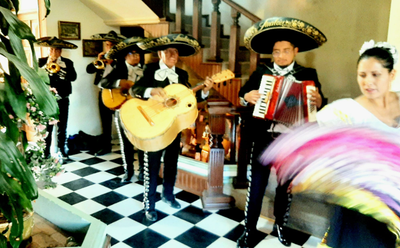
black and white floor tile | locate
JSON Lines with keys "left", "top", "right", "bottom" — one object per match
{"left": 44, "top": 144, "right": 322, "bottom": 248}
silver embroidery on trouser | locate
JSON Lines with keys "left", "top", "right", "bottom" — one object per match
{"left": 143, "top": 151, "right": 150, "bottom": 211}
{"left": 282, "top": 191, "right": 293, "bottom": 226}
{"left": 115, "top": 110, "right": 127, "bottom": 171}
{"left": 242, "top": 141, "right": 255, "bottom": 238}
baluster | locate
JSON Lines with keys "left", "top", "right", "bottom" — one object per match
{"left": 201, "top": 100, "right": 235, "bottom": 209}
{"left": 229, "top": 9, "right": 241, "bottom": 76}
{"left": 192, "top": 0, "right": 203, "bottom": 45}
{"left": 173, "top": 0, "right": 186, "bottom": 34}
{"left": 249, "top": 21, "right": 260, "bottom": 75}
{"left": 208, "top": 0, "right": 222, "bottom": 62}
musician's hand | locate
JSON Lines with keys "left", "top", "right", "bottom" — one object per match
{"left": 97, "top": 51, "right": 106, "bottom": 61}
{"left": 244, "top": 90, "right": 261, "bottom": 105}
{"left": 150, "top": 87, "right": 166, "bottom": 101}
{"left": 120, "top": 79, "right": 134, "bottom": 91}
{"left": 307, "top": 87, "right": 322, "bottom": 108}
{"left": 203, "top": 77, "right": 214, "bottom": 94}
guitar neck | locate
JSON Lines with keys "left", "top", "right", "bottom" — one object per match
{"left": 191, "top": 69, "right": 235, "bottom": 93}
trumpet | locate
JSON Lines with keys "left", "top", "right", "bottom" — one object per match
{"left": 47, "top": 62, "right": 60, "bottom": 74}
{"left": 93, "top": 59, "right": 107, "bottom": 70}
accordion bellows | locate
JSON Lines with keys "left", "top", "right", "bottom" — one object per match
{"left": 253, "top": 74, "right": 317, "bottom": 127}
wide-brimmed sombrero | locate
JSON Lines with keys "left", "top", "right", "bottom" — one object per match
{"left": 137, "top": 34, "right": 201, "bottom": 57}
{"left": 105, "top": 36, "right": 150, "bottom": 60}
{"left": 35, "top": 36, "right": 78, "bottom": 49}
{"left": 244, "top": 17, "right": 327, "bottom": 54}
{"left": 90, "top": 30, "right": 126, "bottom": 43}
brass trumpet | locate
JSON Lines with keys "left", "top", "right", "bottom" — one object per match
{"left": 93, "top": 59, "right": 107, "bottom": 70}
{"left": 47, "top": 63, "right": 60, "bottom": 74}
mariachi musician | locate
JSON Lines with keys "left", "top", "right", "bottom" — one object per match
{"left": 86, "top": 31, "right": 125, "bottom": 155}
{"left": 98, "top": 36, "right": 148, "bottom": 183}
{"left": 237, "top": 17, "right": 327, "bottom": 248}
{"left": 129, "top": 34, "right": 214, "bottom": 222}
{"left": 36, "top": 36, "right": 78, "bottom": 159}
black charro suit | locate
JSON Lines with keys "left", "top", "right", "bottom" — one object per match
{"left": 131, "top": 62, "right": 207, "bottom": 212}
{"left": 86, "top": 62, "right": 117, "bottom": 153}
{"left": 39, "top": 57, "right": 77, "bottom": 156}
{"left": 99, "top": 61, "right": 145, "bottom": 181}
{"left": 238, "top": 62, "right": 326, "bottom": 242}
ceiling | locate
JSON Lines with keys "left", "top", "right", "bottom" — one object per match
{"left": 78, "top": 0, "right": 160, "bottom": 26}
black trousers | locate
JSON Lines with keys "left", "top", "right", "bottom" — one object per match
{"left": 245, "top": 130, "right": 291, "bottom": 229}
{"left": 117, "top": 111, "right": 144, "bottom": 178}
{"left": 144, "top": 134, "right": 181, "bottom": 211}
{"left": 98, "top": 91, "right": 114, "bottom": 147}
{"left": 44, "top": 98, "right": 69, "bottom": 156}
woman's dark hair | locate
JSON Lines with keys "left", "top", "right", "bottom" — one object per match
{"left": 357, "top": 47, "right": 394, "bottom": 72}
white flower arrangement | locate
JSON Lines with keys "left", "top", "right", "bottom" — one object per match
{"left": 359, "top": 39, "right": 399, "bottom": 65}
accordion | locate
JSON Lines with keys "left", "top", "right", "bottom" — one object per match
{"left": 253, "top": 74, "right": 317, "bottom": 127}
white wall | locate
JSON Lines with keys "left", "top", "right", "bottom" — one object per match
{"left": 388, "top": 0, "right": 400, "bottom": 91}
{"left": 45, "top": 0, "right": 119, "bottom": 137}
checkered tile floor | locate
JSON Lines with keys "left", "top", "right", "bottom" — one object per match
{"left": 44, "top": 143, "right": 322, "bottom": 248}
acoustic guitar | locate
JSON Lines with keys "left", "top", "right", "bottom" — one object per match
{"left": 101, "top": 80, "right": 134, "bottom": 110}
{"left": 119, "top": 69, "right": 235, "bottom": 152}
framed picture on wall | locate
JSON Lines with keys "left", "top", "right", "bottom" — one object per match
{"left": 82, "top": 39, "right": 103, "bottom": 57}
{"left": 58, "top": 21, "right": 81, "bottom": 40}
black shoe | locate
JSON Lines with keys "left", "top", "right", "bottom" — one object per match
{"left": 61, "top": 152, "right": 69, "bottom": 159}
{"left": 138, "top": 171, "right": 144, "bottom": 182}
{"left": 273, "top": 223, "right": 291, "bottom": 246}
{"left": 161, "top": 196, "right": 181, "bottom": 209}
{"left": 145, "top": 210, "right": 158, "bottom": 221}
{"left": 121, "top": 171, "right": 134, "bottom": 183}
{"left": 96, "top": 147, "right": 111, "bottom": 156}
{"left": 237, "top": 229, "right": 256, "bottom": 248}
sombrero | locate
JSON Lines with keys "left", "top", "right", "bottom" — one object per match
{"left": 35, "top": 36, "right": 78, "bottom": 49}
{"left": 137, "top": 34, "right": 201, "bottom": 57}
{"left": 90, "top": 30, "right": 126, "bottom": 43}
{"left": 244, "top": 17, "right": 327, "bottom": 54}
{"left": 105, "top": 36, "right": 150, "bottom": 60}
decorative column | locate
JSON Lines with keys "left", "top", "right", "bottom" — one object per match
{"left": 173, "top": 0, "right": 186, "bottom": 34}
{"left": 229, "top": 9, "right": 241, "bottom": 76}
{"left": 192, "top": 0, "right": 203, "bottom": 45}
{"left": 201, "top": 100, "right": 235, "bottom": 210}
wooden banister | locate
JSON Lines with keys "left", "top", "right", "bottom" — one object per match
{"left": 192, "top": 0, "right": 203, "bottom": 44}
{"left": 221, "top": 0, "right": 261, "bottom": 23}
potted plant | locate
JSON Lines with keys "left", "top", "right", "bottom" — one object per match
{"left": 0, "top": 1, "right": 57, "bottom": 247}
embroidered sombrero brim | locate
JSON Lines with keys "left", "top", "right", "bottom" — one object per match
{"left": 244, "top": 17, "right": 327, "bottom": 54}
{"left": 137, "top": 34, "right": 201, "bottom": 57}
{"left": 90, "top": 31, "right": 126, "bottom": 43}
{"left": 105, "top": 36, "right": 150, "bottom": 60}
{"left": 35, "top": 36, "right": 78, "bottom": 49}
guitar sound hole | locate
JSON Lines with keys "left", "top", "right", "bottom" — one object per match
{"left": 165, "top": 98, "right": 177, "bottom": 107}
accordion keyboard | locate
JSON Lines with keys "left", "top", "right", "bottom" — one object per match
{"left": 253, "top": 75, "right": 276, "bottom": 119}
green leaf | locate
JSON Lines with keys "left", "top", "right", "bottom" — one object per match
{"left": 0, "top": 6, "right": 35, "bottom": 40}
{"left": 4, "top": 74, "right": 26, "bottom": 122}
{"left": 0, "top": 109, "right": 20, "bottom": 143}
{"left": 0, "top": 132, "right": 38, "bottom": 200}
{"left": 44, "top": 0, "right": 51, "bottom": 17}
{"left": 0, "top": 47, "right": 58, "bottom": 118}
{"left": 8, "top": 29, "right": 27, "bottom": 64}
{"left": 29, "top": 40, "right": 38, "bottom": 71}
